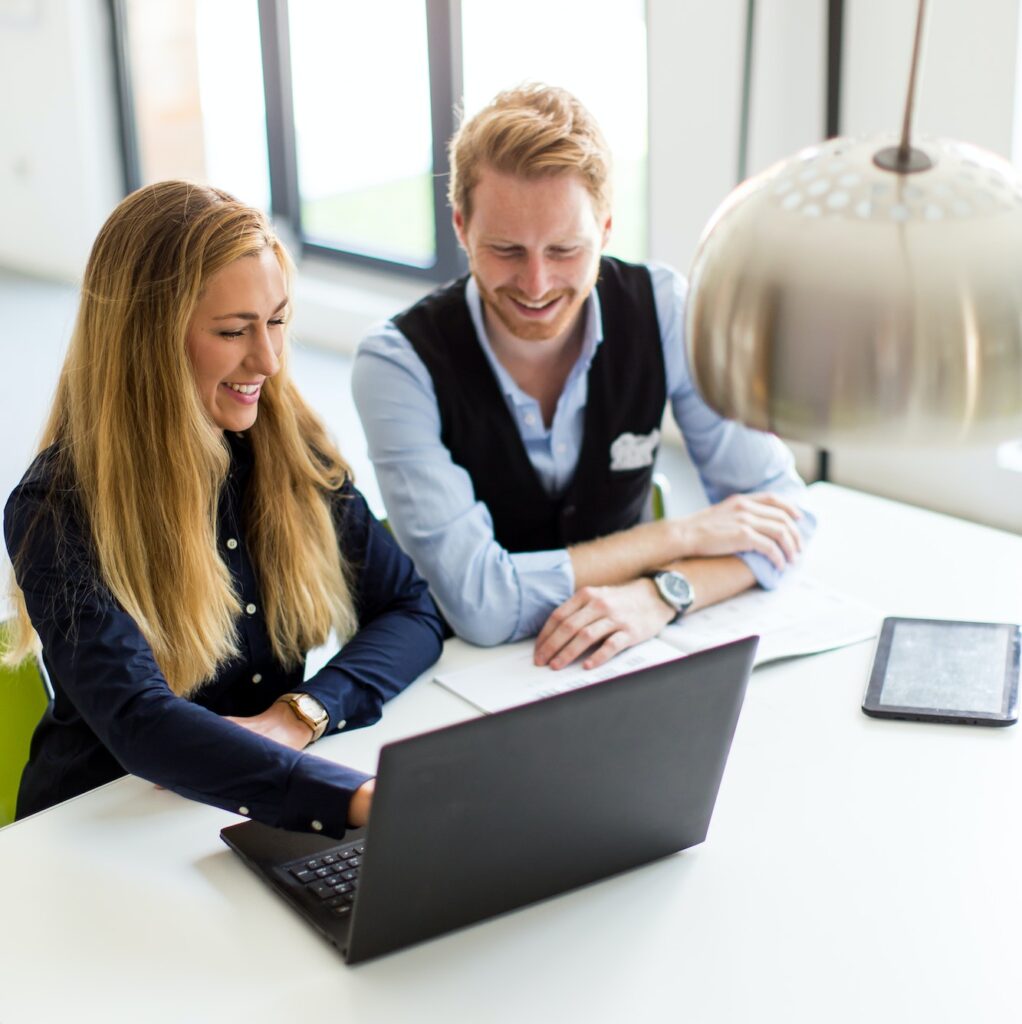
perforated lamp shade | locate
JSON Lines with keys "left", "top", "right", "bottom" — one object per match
{"left": 686, "top": 135, "right": 1022, "bottom": 446}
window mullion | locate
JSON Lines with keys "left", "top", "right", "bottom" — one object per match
{"left": 107, "top": 0, "right": 142, "bottom": 195}
{"left": 426, "top": 0, "right": 466, "bottom": 280}
{"left": 258, "top": 0, "right": 302, "bottom": 243}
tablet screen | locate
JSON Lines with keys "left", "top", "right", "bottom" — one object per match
{"left": 879, "top": 619, "right": 1010, "bottom": 713}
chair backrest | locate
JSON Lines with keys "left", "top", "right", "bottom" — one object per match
{"left": 651, "top": 472, "right": 671, "bottom": 521}
{"left": 0, "top": 622, "right": 50, "bottom": 827}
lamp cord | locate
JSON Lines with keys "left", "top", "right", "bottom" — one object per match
{"left": 898, "top": 0, "right": 927, "bottom": 163}
{"left": 736, "top": 0, "right": 755, "bottom": 182}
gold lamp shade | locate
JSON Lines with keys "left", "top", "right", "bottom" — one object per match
{"left": 686, "top": 135, "right": 1022, "bottom": 445}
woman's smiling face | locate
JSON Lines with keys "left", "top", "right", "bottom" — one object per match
{"left": 185, "top": 248, "right": 287, "bottom": 432}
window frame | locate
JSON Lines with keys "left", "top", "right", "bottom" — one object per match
{"left": 110, "top": 0, "right": 467, "bottom": 283}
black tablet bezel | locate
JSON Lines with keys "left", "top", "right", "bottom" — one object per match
{"left": 862, "top": 616, "right": 1021, "bottom": 726}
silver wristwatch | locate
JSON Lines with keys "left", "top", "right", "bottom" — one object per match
{"left": 648, "top": 570, "right": 695, "bottom": 622}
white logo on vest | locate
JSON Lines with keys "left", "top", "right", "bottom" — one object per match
{"left": 609, "top": 429, "right": 661, "bottom": 471}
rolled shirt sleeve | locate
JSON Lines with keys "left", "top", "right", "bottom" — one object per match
{"left": 352, "top": 329, "right": 574, "bottom": 645}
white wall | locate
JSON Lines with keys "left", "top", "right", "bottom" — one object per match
{"left": 843, "top": 0, "right": 1018, "bottom": 149}
{"left": 647, "top": 0, "right": 745, "bottom": 273}
{"left": 0, "top": 0, "right": 121, "bottom": 282}
{"left": 647, "top": 0, "right": 824, "bottom": 275}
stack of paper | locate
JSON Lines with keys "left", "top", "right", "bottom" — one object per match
{"left": 661, "top": 573, "right": 880, "bottom": 666}
{"left": 434, "top": 637, "right": 682, "bottom": 714}
{"left": 434, "top": 573, "right": 880, "bottom": 714}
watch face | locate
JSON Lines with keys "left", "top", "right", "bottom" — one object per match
{"left": 659, "top": 572, "right": 694, "bottom": 609}
{"left": 296, "top": 694, "right": 326, "bottom": 723}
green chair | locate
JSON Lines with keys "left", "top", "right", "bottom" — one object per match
{"left": 651, "top": 472, "right": 671, "bottom": 521}
{"left": 0, "top": 622, "right": 52, "bottom": 827}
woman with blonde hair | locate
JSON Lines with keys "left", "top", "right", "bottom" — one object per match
{"left": 4, "top": 181, "right": 444, "bottom": 836}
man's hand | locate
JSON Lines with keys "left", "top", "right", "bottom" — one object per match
{"left": 534, "top": 578, "right": 675, "bottom": 672}
{"left": 225, "top": 702, "right": 314, "bottom": 752}
{"left": 677, "top": 492, "right": 803, "bottom": 570}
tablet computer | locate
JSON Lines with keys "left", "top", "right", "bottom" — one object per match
{"left": 862, "top": 617, "right": 1020, "bottom": 726}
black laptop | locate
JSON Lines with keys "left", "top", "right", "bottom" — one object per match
{"left": 221, "top": 635, "right": 757, "bottom": 964}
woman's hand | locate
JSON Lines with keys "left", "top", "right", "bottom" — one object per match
{"left": 348, "top": 779, "right": 376, "bottom": 827}
{"left": 224, "top": 702, "right": 314, "bottom": 751}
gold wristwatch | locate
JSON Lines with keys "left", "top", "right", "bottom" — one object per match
{"left": 277, "top": 692, "right": 329, "bottom": 742}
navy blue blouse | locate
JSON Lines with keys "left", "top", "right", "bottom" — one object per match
{"left": 4, "top": 431, "right": 444, "bottom": 838}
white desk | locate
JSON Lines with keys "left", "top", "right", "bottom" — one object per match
{"left": 3, "top": 483, "right": 1022, "bottom": 1024}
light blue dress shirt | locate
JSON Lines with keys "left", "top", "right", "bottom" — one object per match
{"left": 352, "top": 262, "right": 815, "bottom": 646}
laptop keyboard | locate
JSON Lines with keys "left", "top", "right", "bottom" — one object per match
{"left": 284, "top": 840, "right": 366, "bottom": 919}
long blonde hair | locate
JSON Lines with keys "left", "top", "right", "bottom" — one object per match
{"left": 6, "top": 181, "right": 357, "bottom": 696}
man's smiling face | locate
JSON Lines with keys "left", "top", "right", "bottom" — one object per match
{"left": 454, "top": 167, "right": 611, "bottom": 348}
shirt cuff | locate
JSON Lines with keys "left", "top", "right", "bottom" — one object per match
{"left": 737, "top": 507, "right": 818, "bottom": 590}
{"left": 279, "top": 754, "right": 374, "bottom": 839}
{"left": 302, "top": 669, "right": 382, "bottom": 737}
{"left": 507, "top": 549, "right": 575, "bottom": 641}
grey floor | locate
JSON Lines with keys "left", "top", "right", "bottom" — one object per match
{"left": 0, "top": 269, "right": 700, "bottom": 573}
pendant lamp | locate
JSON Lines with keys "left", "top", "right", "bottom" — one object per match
{"left": 686, "top": 0, "right": 1022, "bottom": 445}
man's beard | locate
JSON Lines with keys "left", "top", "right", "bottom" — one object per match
{"left": 474, "top": 264, "right": 599, "bottom": 343}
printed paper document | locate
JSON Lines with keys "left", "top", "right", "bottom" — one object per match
{"left": 662, "top": 572, "right": 879, "bottom": 665}
{"left": 434, "top": 573, "right": 879, "bottom": 714}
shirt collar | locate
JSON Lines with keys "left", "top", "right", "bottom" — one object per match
{"left": 464, "top": 276, "right": 604, "bottom": 401}
{"left": 224, "top": 429, "right": 254, "bottom": 485}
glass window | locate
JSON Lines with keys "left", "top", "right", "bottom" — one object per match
{"left": 461, "top": 0, "right": 648, "bottom": 262}
{"left": 123, "top": 0, "right": 270, "bottom": 211}
{"left": 287, "top": 0, "right": 435, "bottom": 267}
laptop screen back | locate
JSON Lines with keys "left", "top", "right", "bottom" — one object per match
{"left": 346, "top": 636, "right": 756, "bottom": 963}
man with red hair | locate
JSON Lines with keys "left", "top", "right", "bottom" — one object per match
{"left": 355, "top": 84, "right": 813, "bottom": 670}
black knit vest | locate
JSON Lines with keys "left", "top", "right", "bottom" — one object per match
{"left": 393, "top": 257, "right": 666, "bottom": 553}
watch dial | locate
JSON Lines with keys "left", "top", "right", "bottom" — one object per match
{"left": 663, "top": 573, "right": 692, "bottom": 605}
{"left": 298, "top": 695, "right": 323, "bottom": 720}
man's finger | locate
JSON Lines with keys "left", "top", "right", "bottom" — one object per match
{"left": 746, "top": 531, "right": 786, "bottom": 570}
{"left": 581, "top": 630, "right": 631, "bottom": 670}
{"left": 535, "top": 591, "right": 587, "bottom": 651}
{"left": 745, "top": 504, "right": 803, "bottom": 554}
{"left": 535, "top": 600, "right": 604, "bottom": 665}
{"left": 548, "top": 616, "right": 616, "bottom": 670}
{"left": 746, "top": 512, "right": 801, "bottom": 562}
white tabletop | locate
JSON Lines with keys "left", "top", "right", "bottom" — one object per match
{"left": 3, "top": 483, "right": 1021, "bottom": 1024}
